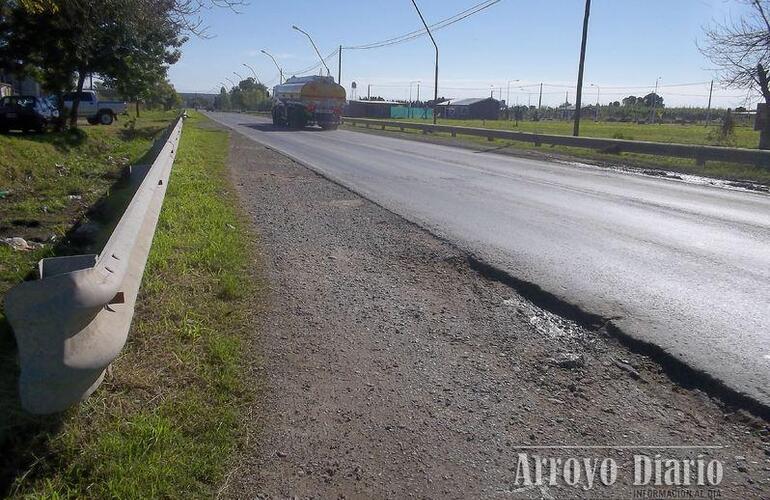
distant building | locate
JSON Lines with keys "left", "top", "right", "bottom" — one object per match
{"left": 437, "top": 97, "right": 501, "bottom": 120}
{"left": 0, "top": 72, "right": 41, "bottom": 96}
{"left": 344, "top": 99, "right": 399, "bottom": 118}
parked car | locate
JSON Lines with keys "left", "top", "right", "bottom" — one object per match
{"left": 62, "top": 90, "right": 127, "bottom": 125}
{"left": 0, "top": 95, "right": 54, "bottom": 133}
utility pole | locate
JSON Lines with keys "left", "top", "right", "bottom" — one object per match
{"left": 338, "top": 45, "right": 342, "bottom": 84}
{"left": 650, "top": 77, "right": 660, "bottom": 124}
{"left": 573, "top": 0, "right": 591, "bottom": 136}
{"left": 411, "top": 0, "right": 439, "bottom": 124}
{"left": 706, "top": 79, "right": 714, "bottom": 124}
{"left": 538, "top": 82, "right": 543, "bottom": 109}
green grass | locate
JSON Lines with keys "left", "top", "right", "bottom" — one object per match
{"left": 406, "top": 117, "right": 761, "bottom": 149}
{"left": 0, "top": 111, "right": 178, "bottom": 299}
{"left": 344, "top": 118, "right": 770, "bottom": 184}
{"left": 1, "top": 111, "right": 262, "bottom": 497}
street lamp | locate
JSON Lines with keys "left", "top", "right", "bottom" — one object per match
{"left": 506, "top": 79, "right": 519, "bottom": 108}
{"left": 410, "top": 0, "right": 438, "bottom": 125}
{"left": 225, "top": 77, "right": 236, "bottom": 89}
{"left": 292, "top": 25, "right": 331, "bottom": 77}
{"left": 261, "top": 49, "right": 284, "bottom": 84}
{"left": 409, "top": 80, "right": 420, "bottom": 118}
{"left": 242, "top": 63, "right": 261, "bottom": 84}
{"left": 520, "top": 87, "right": 532, "bottom": 108}
{"left": 233, "top": 71, "right": 244, "bottom": 83}
{"left": 590, "top": 83, "right": 600, "bottom": 121}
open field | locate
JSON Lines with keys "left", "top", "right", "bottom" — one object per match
{"left": 0, "top": 111, "right": 262, "bottom": 496}
{"left": 343, "top": 119, "right": 770, "bottom": 184}
{"left": 398, "top": 117, "right": 760, "bottom": 148}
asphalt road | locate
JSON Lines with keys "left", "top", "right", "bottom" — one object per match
{"left": 206, "top": 112, "right": 770, "bottom": 410}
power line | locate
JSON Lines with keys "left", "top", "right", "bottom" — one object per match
{"left": 343, "top": 0, "right": 501, "bottom": 50}
{"left": 284, "top": 48, "right": 339, "bottom": 77}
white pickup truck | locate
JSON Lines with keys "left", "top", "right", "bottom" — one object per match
{"left": 62, "top": 90, "right": 127, "bottom": 125}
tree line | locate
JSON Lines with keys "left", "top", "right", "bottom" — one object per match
{"left": 214, "top": 78, "right": 271, "bottom": 112}
{"left": 0, "top": 0, "right": 241, "bottom": 127}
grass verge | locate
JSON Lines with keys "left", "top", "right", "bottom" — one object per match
{"left": 343, "top": 119, "right": 770, "bottom": 185}
{"left": 1, "top": 111, "right": 262, "bottom": 497}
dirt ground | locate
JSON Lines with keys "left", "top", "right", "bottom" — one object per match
{"left": 220, "top": 127, "right": 769, "bottom": 499}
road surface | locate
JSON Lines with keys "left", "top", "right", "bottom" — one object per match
{"left": 206, "top": 112, "right": 770, "bottom": 409}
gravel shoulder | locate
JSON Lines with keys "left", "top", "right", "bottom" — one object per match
{"left": 221, "top": 126, "right": 769, "bottom": 499}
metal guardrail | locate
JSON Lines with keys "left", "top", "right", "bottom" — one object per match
{"left": 343, "top": 117, "right": 770, "bottom": 167}
{"left": 4, "top": 114, "right": 185, "bottom": 414}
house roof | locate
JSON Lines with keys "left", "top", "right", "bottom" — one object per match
{"left": 442, "top": 97, "right": 498, "bottom": 106}
{"left": 347, "top": 99, "right": 401, "bottom": 105}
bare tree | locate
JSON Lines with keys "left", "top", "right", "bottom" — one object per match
{"left": 700, "top": 0, "right": 770, "bottom": 148}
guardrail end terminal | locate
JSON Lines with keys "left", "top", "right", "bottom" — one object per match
{"left": 5, "top": 114, "right": 185, "bottom": 414}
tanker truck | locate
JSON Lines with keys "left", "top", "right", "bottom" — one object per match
{"left": 271, "top": 75, "right": 346, "bottom": 130}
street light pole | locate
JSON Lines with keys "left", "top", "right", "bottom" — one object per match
{"left": 590, "top": 83, "right": 600, "bottom": 121}
{"left": 292, "top": 25, "right": 331, "bottom": 77}
{"left": 409, "top": 80, "right": 420, "bottom": 119}
{"left": 506, "top": 79, "right": 519, "bottom": 120}
{"left": 233, "top": 71, "right": 244, "bottom": 83}
{"left": 573, "top": 0, "right": 591, "bottom": 136}
{"left": 242, "top": 63, "right": 261, "bottom": 84}
{"left": 225, "top": 77, "right": 236, "bottom": 89}
{"left": 411, "top": 0, "right": 438, "bottom": 125}
{"left": 261, "top": 49, "right": 284, "bottom": 84}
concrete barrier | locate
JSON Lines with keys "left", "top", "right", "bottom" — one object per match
{"left": 342, "top": 117, "right": 770, "bottom": 168}
{"left": 3, "top": 114, "right": 185, "bottom": 414}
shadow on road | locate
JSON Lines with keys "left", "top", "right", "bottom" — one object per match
{"left": 240, "top": 122, "right": 327, "bottom": 133}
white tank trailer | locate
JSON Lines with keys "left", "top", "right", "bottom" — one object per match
{"left": 271, "top": 75, "right": 346, "bottom": 130}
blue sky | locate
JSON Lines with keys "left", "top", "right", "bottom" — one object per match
{"left": 169, "top": 0, "right": 757, "bottom": 108}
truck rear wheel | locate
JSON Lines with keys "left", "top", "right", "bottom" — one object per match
{"left": 287, "top": 107, "right": 306, "bottom": 130}
{"left": 98, "top": 111, "right": 114, "bottom": 125}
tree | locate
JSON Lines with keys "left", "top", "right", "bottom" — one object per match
{"left": 700, "top": 0, "right": 770, "bottom": 148}
{"left": 642, "top": 92, "right": 664, "bottom": 108}
{"left": 622, "top": 95, "right": 640, "bottom": 107}
{"left": 215, "top": 86, "right": 231, "bottom": 111}
{"left": 145, "top": 79, "right": 181, "bottom": 110}
{"left": 0, "top": 0, "right": 243, "bottom": 127}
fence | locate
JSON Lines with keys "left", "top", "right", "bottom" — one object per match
{"left": 342, "top": 117, "right": 770, "bottom": 168}
{"left": 4, "top": 114, "right": 185, "bottom": 414}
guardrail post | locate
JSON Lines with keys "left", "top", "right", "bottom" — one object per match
{"left": 695, "top": 149, "right": 706, "bottom": 166}
{"left": 451, "top": 130, "right": 456, "bottom": 138}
